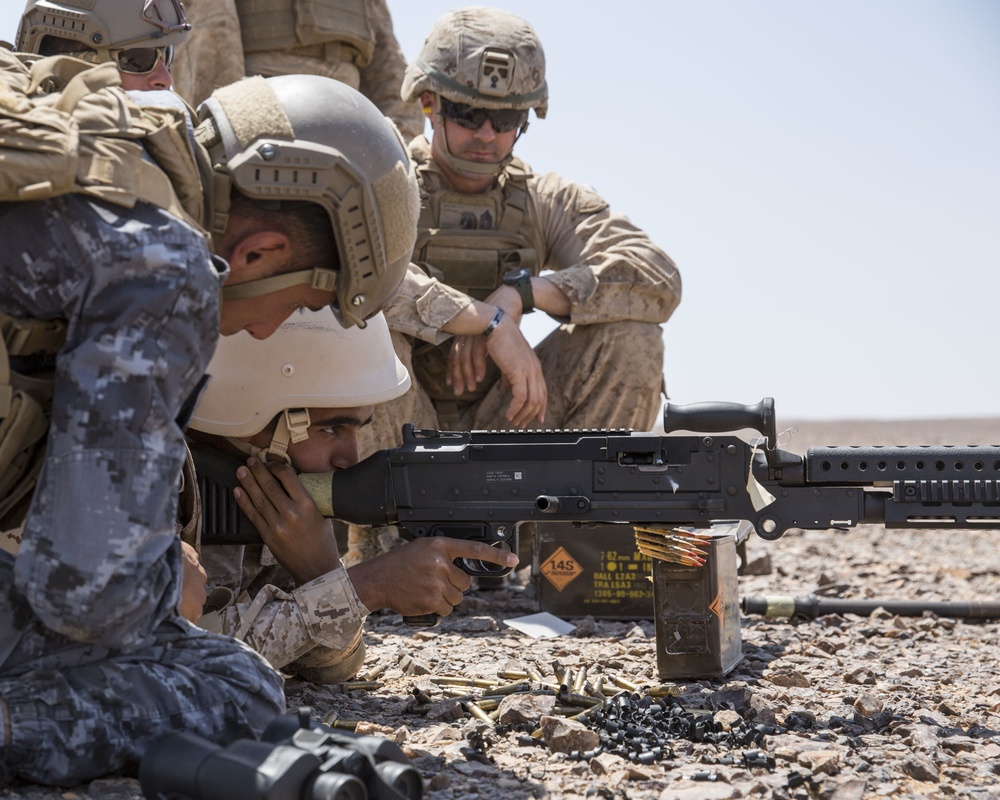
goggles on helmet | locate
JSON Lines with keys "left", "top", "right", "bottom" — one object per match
{"left": 114, "top": 45, "right": 174, "bottom": 74}
{"left": 440, "top": 97, "right": 528, "bottom": 133}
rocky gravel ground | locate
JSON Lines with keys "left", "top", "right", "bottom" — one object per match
{"left": 3, "top": 417, "right": 999, "bottom": 800}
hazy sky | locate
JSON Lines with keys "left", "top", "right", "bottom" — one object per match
{"left": 3, "top": 1, "right": 998, "bottom": 422}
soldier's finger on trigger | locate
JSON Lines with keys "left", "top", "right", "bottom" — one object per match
{"left": 465, "top": 539, "right": 518, "bottom": 568}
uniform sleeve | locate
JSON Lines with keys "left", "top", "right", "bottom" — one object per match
{"left": 4, "top": 196, "right": 221, "bottom": 650}
{"left": 357, "top": 0, "right": 425, "bottom": 143}
{"left": 529, "top": 172, "right": 682, "bottom": 325}
{"left": 214, "top": 565, "right": 370, "bottom": 671}
{"left": 169, "top": 0, "right": 246, "bottom": 108}
{"left": 381, "top": 261, "right": 472, "bottom": 344}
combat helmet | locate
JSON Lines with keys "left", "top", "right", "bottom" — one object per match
{"left": 198, "top": 74, "right": 420, "bottom": 328}
{"left": 401, "top": 6, "right": 547, "bottom": 175}
{"left": 189, "top": 308, "right": 409, "bottom": 464}
{"left": 16, "top": 0, "right": 190, "bottom": 58}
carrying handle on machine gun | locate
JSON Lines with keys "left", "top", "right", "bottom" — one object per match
{"left": 662, "top": 398, "right": 782, "bottom": 468}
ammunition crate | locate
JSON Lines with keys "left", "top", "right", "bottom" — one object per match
{"left": 534, "top": 522, "right": 655, "bottom": 620}
{"left": 652, "top": 524, "right": 745, "bottom": 680}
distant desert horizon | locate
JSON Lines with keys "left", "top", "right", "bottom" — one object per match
{"left": 777, "top": 417, "right": 999, "bottom": 449}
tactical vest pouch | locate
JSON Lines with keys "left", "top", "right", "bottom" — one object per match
{"left": 415, "top": 231, "right": 537, "bottom": 302}
{"left": 411, "top": 224, "right": 537, "bottom": 405}
{"left": 0, "top": 389, "right": 48, "bottom": 531}
{"left": 0, "top": 52, "right": 84, "bottom": 201}
{"left": 0, "top": 316, "right": 63, "bottom": 533}
{"left": 0, "top": 50, "right": 206, "bottom": 229}
{"left": 235, "top": 0, "right": 376, "bottom": 66}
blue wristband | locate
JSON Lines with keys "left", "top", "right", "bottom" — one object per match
{"left": 482, "top": 307, "right": 506, "bottom": 337}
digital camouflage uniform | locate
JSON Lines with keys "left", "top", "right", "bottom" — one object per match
{"left": 0, "top": 195, "right": 284, "bottom": 784}
{"left": 172, "top": 0, "right": 425, "bottom": 141}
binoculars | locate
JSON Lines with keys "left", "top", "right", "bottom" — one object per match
{"left": 139, "top": 709, "right": 423, "bottom": 800}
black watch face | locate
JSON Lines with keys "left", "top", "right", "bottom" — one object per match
{"left": 505, "top": 268, "right": 530, "bottom": 284}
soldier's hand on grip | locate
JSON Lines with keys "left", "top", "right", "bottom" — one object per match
{"left": 347, "top": 536, "right": 518, "bottom": 621}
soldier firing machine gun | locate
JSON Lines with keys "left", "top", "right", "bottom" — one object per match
{"left": 199, "top": 397, "right": 1000, "bottom": 574}
{"left": 193, "top": 397, "right": 999, "bottom": 672}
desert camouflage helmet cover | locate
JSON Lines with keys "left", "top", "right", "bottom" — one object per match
{"left": 16, "top": 0, "right": 190, "bottom": 55}
{"left": 401, "top": 6, "right": 547, "bottom": 118}
{"left": 198, "top": 74, "right": 420, "bottom": 328}
{"left": 189, "top": 309, "right": 410, "bottom": 439}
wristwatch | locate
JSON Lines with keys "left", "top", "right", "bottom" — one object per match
{"left": 502, "top": 267, "right": 535, "bottom": 314}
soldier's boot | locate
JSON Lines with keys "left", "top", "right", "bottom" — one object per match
{"left": 289, "top": 639, "right": 367, "bottom": 685}
{"left": 343, "top": 523, "right": 405, "bottom": 566}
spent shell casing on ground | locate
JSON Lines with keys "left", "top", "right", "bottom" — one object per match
{"left": 489, "top": 681, "right": 534, "bottom": 695}
{"left": 412, "top": 687, "right": 434, "bottom": 705}
{"left": 431, "top": 676, "right": 497, "bottom": 688}
{"left": 321, "top": 711, "right": 360, "bottom": 730}
{"left": 645, "top": 684, "right": 682, "bottom": 697}
{"left": 557, "top": 691, "right": 604, "bottom": 708}
{"left": 443, "top": 687, "right": 477, "bottom": 699}
{"left": 610, "top": 675, "right": 640, "bottom": 692}
{"left": 464, "top": 701, "right": 495, "bottom": 725}
{"left": 567, "top": 703, "right": 606, "bottom": 722}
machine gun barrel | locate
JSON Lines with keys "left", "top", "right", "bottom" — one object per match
{"left": 742, "top": 594, "right": 1000, "bottom": 620}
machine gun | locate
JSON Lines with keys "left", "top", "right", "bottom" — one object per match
{"left": 305, "top": 398, "right": 1000, "bottom": 573}
{"left": 198, "top": 398, "right": 1000, "bottom": 577}
{"left": 194, "top": 398, "right": 999, "bottom": 667}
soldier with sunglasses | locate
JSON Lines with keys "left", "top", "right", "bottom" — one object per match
{"left": 15, "top": 0, "right": 186, "bottom": 91}
{"left": 347, "top": 7, "right": 683, "bottom": 564}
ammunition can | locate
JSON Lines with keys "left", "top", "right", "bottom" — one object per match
{"left": 534, "top": 522, "right": 654, "bottom": 619}
{"left": 652, "top": 524, "right": 745, "bottom": 679}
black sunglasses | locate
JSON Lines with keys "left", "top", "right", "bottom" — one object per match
{"left": 114, "top": 45, "right": 174, "bottom": 75}
{"left": 440, "top": 97, "right": 528, "bottom": 133}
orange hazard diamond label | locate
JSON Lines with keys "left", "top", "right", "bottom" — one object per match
{"left": 540, "top": 546, "right": 583, "bottom": 592}
{"left": 709, "top": 589, "right": 723, "bottom": 620}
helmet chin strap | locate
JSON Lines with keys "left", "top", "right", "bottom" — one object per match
{"left": 431, "top": 95, "right": 523, "bottom": 178}
{"left": 227, "top": 408, "right": 312, "bottom": 468}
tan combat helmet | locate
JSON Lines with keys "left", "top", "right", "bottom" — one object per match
{"left": 401, "top": 5, "right": 547, "bottom": 176}
{"left": 16, "top": 0, "right": 190, "bottom": 57}
{"left": 198, "top": 74, "right": 420, "bottom": 328}
{"left": 189, "top": 308, "right": 410, "bottom": 464}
